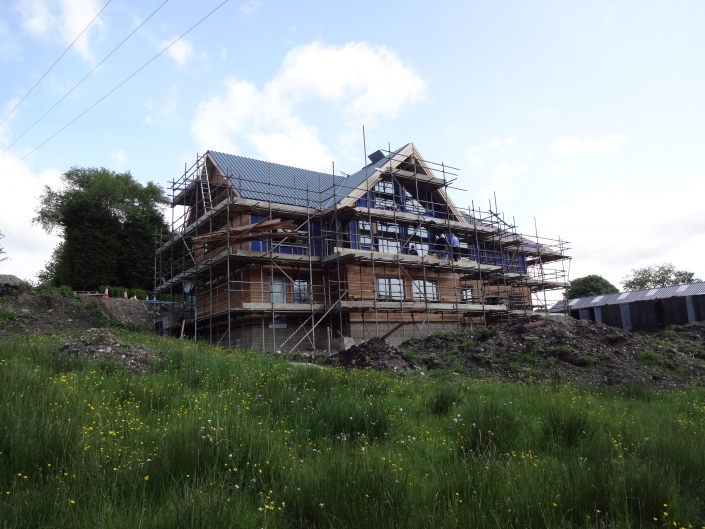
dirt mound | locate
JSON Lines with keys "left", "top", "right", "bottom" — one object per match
{"left": 60, "top": 328, "right": 163, "bottom": 374}
{"left": 0, "top": 275, "right": 26, "bottom": 296}
{"left": 98, "top": 298, "right": 152, "bottom": 329}
{"left": 325, "top": 337, "right": 414, "bottom": 371}
{"left": 0, "top": 291, "right": 152, "bottom": 336}
{"left": 399, "top": 315, "right": 705, "bottom": 390}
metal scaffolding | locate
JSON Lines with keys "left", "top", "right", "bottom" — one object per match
{"left": 152, "top": 144, "right": 571, "bottom": 351}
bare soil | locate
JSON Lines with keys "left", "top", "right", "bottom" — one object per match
{"left": 0, "top": 290, "right": 152, "bottom": 336}
{"left": 59, "top": 328, "right": 164, "bottom": 374}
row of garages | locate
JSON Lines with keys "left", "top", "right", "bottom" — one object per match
{"left": 549, "top": 282, "right": 705, "bottom": 332}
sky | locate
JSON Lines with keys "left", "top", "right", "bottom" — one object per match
{"left": 0, "top": 0, "right": 704, "bottom": 292}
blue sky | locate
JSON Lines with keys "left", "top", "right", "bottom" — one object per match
{"left": 1, "top": 0, "right": 704, "bottom": 292}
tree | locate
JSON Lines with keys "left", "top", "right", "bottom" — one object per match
{"left": 0, "top": 230, "right": 7, "bottom": 263}
{"left": 621, "top": 263, "right": 702, "bottom": 291}
{"left": 566, "top": 275, "right": 619, "bottom": 299}
{"left": 33, "top": 167, "right": 168, "bottom": 290}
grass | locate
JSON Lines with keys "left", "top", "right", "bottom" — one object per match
{"left": 641, "top": 347, "right": 667, "bottom": 366}
{"left": 1, "top": 332, "right": 704, "bottom": 528}
{"left": 0, "top": 307, "right": 17, "bottom": 327}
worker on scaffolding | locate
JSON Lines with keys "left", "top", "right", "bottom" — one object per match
{"left": 435, "top": 232, "right": 449, "bottom": 260}
{"left": 450, "top": 231, "right": 460, "bottom": 261}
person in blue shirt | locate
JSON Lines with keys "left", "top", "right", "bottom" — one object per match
{"left": 450, "top": 232, "right": 460, "bottom": 261}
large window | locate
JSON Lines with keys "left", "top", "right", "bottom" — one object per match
{"left": 377, "top": 277, "right": 405, "bottom": 300}
{"left": 269, "top": 276, "right": 286, "bottom": 303}
{"left": 377, "top": 222, "right": 399, "bottom": 254}
{"left": 407, "top": 226, "right": 430, "bottom": 256}
{"left": 462, "top": 287, "right": 473, "bottom": 304}
{"left": 412, "top": 279, "right": 439, "bottom": 301}
{"left": 293, "top": 280, "right": 311, "bottom": 304}
{"left": 373, "top": 180, "right": 397, "bottom": 210}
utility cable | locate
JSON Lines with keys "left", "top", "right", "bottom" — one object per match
{"left": 8, "top": 0, "right": 231, "bottom": 170}
{"left": 1, "top": 0, "right": 171, "bottom": 155}
{"left": 0, "top": 0, "right": 112, "bottom": 128}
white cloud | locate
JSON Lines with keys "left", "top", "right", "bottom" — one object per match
{"left": 0, "top": 128, "right": 62, "bottom": 281}
{"left": 163, "top": 38, "right": 195, "bottom": 69}
{"left": 240, "top": 1, "right": 261, "bottom": 16}
{"left": 534, "top": 177, "right": 705, "bottom": 288}
{"left": 541, "top": 108, "right": 554, "bottom": 115}
{"left": 110, "top": 149, "right": 125, "bottom": 165}
{"left": 467, "top": 137, "right": 517, "bottom": 166}
{"left": 480, "top": 161, "right": 527, "bottom": 199}
{"left": 191, "top": 41, "right": 427, "bottom": 171}
{"left": 550, "top": 133, "right": 626, "bottom": 155}
{"left": 16, "top": 0, "right": 106, "bottom": 61}
{"left": 606, "top": 7, "right": 618, "bottom": 20}
{"left": 144, "top": 85, "right": 178, "bottom": 125}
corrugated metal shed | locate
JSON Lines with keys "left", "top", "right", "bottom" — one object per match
{"left": 208, "top": 144, "right": 409, "bottom": 209}
{"left": 549, "top": 282, "right": 705, "bottom": 312}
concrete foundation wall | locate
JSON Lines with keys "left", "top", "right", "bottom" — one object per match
{"left": 204, "top": 320, "right": 470, "bottom": 351}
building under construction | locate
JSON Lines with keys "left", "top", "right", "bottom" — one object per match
{"left": 153, "top": 143, "right": 570, "bottom": 351}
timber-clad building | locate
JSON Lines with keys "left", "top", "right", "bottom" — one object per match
{"left": 154, "top": 143, "right": 570, "bottom": 350}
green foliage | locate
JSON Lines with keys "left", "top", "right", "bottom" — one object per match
{"left": 2, "top": 334, "right": 705, "bottom": 527}
{"left": 621, "top": 262, "right": 702, "bottom": 291}
{"left": 84, "top": 299, "right": 107, "bottom": 320}
{"left": 33, "top": 166, "right": 168, "bottom": 291}
{"left": 641, "top": 348, "right": 666, "bottom": 366}
{"left": 36, "top": 284, "right": 76, "bottom": 299}
{"left": 584, "top": 354, "right": 596, "bottom": 367}
{"left": 461, "top": 339, "right": 474, "bottom": 348}
{"left": 551, "top": 345, "right": 573, "bottom": 355}
{"left": 566, "top": 274, "right": 619, "bottom": 299}
{"left": 521, "top": 353, "right": 537, "bottom": 364}
{"left": 403, "top": 349, "right": 415, "bottom": 363}
{"left": 0, "top": 307, "right": 16, "bottom": 326}
{"left": 98, "top": 285, "right": 148, "bottom": 300}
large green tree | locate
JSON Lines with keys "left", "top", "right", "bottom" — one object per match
{"left": 621, "top": 263, "right": 702, "bottom": 291}
{"left": 33, "top": 167, "right": 168, "bottom": 290}
{"left": 566, "top": 274, "right": 619, "bottom": 299}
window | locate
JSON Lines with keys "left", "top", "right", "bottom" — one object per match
{"left": 293, "top": 280, "right": 310, "bottom": 304}
{"left": 377, "top": 277, "right": 404, "bottom": 300}
{"left": 617, "top": 293, "right": 629, "bottom": 300}
{"left": 407, "top": 226, "right": 430, "bottom": 256}
{"left": 676, "top": 285, "right": 688, "bottom": 293}
{"left": 357, "top": 220, "right": 373, "bottom": 250}
{"left": 462, "top": 287, "right": 473, "bottom": 304}
{"left": 269, "top": 276, "right": 286, "bottom": 303}
{"left": 377, "top": 222, "right": 400, "bottom": 254}
{"left": 591, "top": 295, "right": 604, "bottom": 303}
{"left": 412, "top": 279, "right": 439, "bottom": 301}
{"left": 373, "top": 180, "right": 397, "bottom": 210}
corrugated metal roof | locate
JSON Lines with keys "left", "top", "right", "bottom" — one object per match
{"left": 208, "top": 144, "right": 410, "bottom": 209}
{"left": 550, "top": 281, "right": 705, "bottom": 312}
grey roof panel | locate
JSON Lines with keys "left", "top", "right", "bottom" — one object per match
{"left": 209, "top": 146, "right": 410, "bottom": 210}
{"left": 558, "top": 281, "right": 705, "bottom": 311}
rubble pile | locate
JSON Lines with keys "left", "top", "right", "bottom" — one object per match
{"left": 399, "top": 315, "right": 705, "bottom": 390}
{"left": 60, "top": 329, "right": 163, "bottom": 374}
{"left": 325, "top": 337, "right": 414, "bottom": 371}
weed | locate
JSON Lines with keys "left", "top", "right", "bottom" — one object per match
{"left": 451, "top": 360, "right": 464, "bottom": 374}
{"left": 641, "top": 348, "right": 666, "bottom": 366}
{"left": 462, "top": 339, "right": 474, "bottom": 348}
{"left": 403, "top": 349, "right": 415, "bottom": 363}
{"left": 427, "top": 386, "right": 459, "bottom": 415}
{"left": 584, "top": 355, "right": 596, "bottom": 367}
{"left": 0, "top": 306, "right": 17, "bottom": 326}
{"left": 551, "top": 345, "right": 573, "bottom": 355}
{"left": 521, "top": 353, "right": 537, "bottom": 364}
{"left": 84, "top": 299, "right": 107, "bottom": 320}
{"left": 547, "top": 356, "right": 557, "bottom": 367}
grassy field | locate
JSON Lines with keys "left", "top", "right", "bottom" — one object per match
{"left": 1, "top": 332, "right": 704, "bottom": 528}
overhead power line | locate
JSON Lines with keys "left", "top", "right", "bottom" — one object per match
{"left": 8, "top": 0, "right": 231, "bottom": 170}
{"left": 0, "top": 0, "right": 112, "bottom": 128}
{"left": 1, "top": 0, "right": 172, "bottom": 156}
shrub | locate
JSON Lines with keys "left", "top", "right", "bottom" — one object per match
{"left": 584, "top": 355, "right": 596, "bottom": 367}
{"left": 57, "top": 285, "right": 75, "bottom": 298}
{"left": 462, "top": 339, "right": 474, "bottom": 348}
